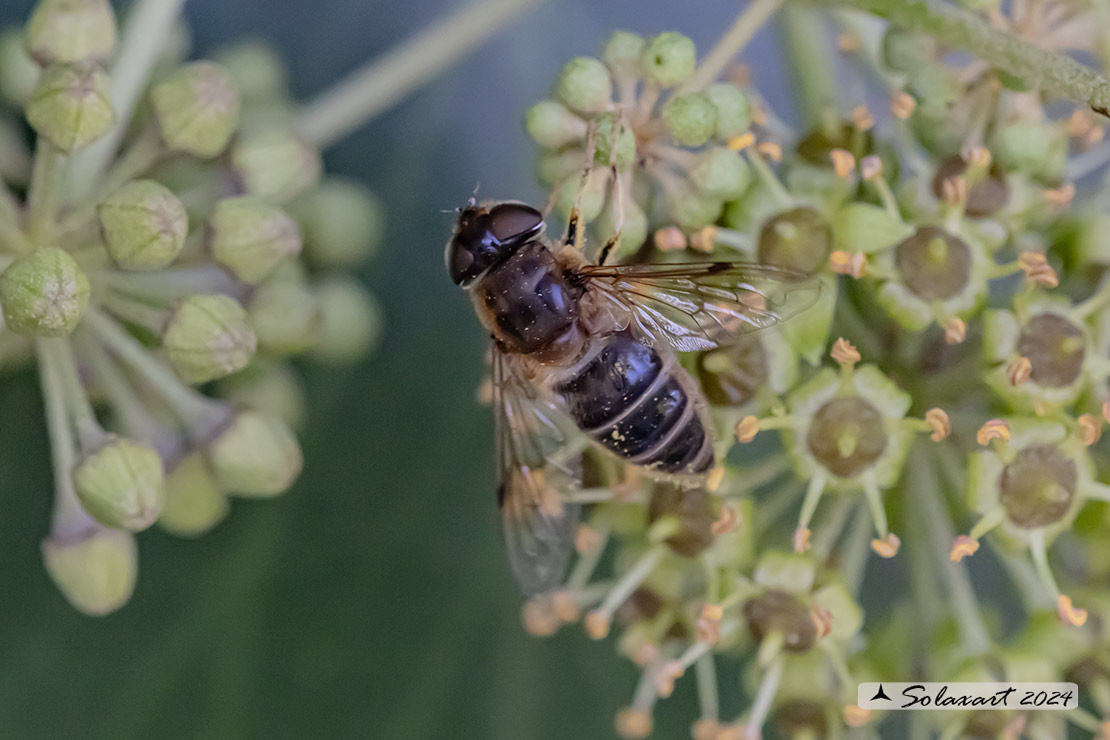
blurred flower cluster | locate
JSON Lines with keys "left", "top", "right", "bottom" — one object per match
{"left": 521, "top": 1, "right": 1110, "bottom": 738}
{"left": 0, "top": 0, "right": 400, "bottom": 616}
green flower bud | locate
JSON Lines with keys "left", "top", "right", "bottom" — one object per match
{"left": 73, "top": 437, "right": 164, "bottom": 531}
{"left": 704, "top": 83, "right": 751, "bottom": 140}
{"left": 97, "top": 179, "right": 188, "bottom": 270}
{"left": 207, "top": 409, "right": 302, "bottom": 497}
{"left": 832, "top": 202, "right": 912, "bottom": 254}
{"left": 0, "top": 29, "right": 40, "bottom": 106}
{"left": 309, "top": 276, "right": 382, "bottom": 364}
{"left": 881, "top": 26, "right": 936, "bottom": 73}
{"left": 0, "top": 247, "right": 89, "bottom": 336}
{"left": 158, "top": 452, "right": 229, "bottom": 538}
{"left": 151, "top": 61, "right": 240, "bottom": 158}
{"left": 555, "top": 57, "right": 611, "bottom": 113}
{"left": 906, "top": 62, "right": 962, "bottom": 117}
{"left": 525, "top": 99, "right": 587, "bottom": 149}
{"left": 25, "top": 0, "right": 116, "bottom": 66}
{"left": 594, "top": 111, "right": 636, "bottom": 169}
{"left": 661, "top": 92, "right": 717, "bottom": 147}
{"left": 248, "top": 278, "right": 320, "bottom": 355}
{"left": 209, "top": 196, "right": 302, "bottom": 284}
{"left": 667, "top": 187, "right": 722, "bottom": 230}
{"left": 295, "top": 178, "right": 384, "bottom": 268}
{"left": 642, "top": 32, "right": 696, "bottom": 87}
{"left": 601, "top": 30, "right": 645, "bottom": 77}
{"left": 163, "top": 294, "right": 256, "bottom": 383}
{"left": 231, "top": 128, "right": 322, "bottom": 204}
{"left": 994, "top": 122, "right": 1067, "bottom": 180}
{"left": 690, "top": 147, "right": 752, "bottom": 199}
{"left": 25, "top": 61, "right": 114, "bottom": 152}
{"left": 42, "top": 526, "right": 136, "bottom": 616}
{"left": 212, "top": 40, "right": 287, "bottom": 103}
{"left": 217, "top": 360, "right": 306, "bottom": 429}
{"left": 758, "top": 207, "right": 833, "bottom": 275}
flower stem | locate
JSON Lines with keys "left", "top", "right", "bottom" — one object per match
{"left": 777, "top": 4, "right": 836, "bottom": 129}
{"left": 295, "top": 0, "right": 543, "bottom": 148}
{"left": 37, "top": 340, "right": 95, "bottom": 538}
{"left": 913, "top": 442, "right": 992, "bottom": 654}
{"left": 25, "top": 140, "right": 66, "bottom": 244}
{"left": 74, "top": 329, "right": 166, "bottom": 445}
{"left": 65, "top": 0, "right": 187, "bottom": 200}
{"left": 677, "top": 0, "right": 785, "bottom": 94}
{"left": 37, "top": 337, "right": 104, "bottom": 453}
{"left": 84, "top": 307, "right": 228, "bottom": 437}
{"left": 814, "top": 0, "right": 1110, "bottom": 116}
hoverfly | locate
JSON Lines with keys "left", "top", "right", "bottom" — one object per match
{"left": 446, "top": 199, "right": 815, "bottom": 596}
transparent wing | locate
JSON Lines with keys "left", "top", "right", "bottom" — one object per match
{"left": 492, "top": 345, "right": 582, "bottom": 596}
{"left": 580, "top": 261, "right": 819, "bottom": 352}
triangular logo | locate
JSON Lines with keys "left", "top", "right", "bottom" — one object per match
{"left": 870, "top": 684, "right": 891, "bottom": 702}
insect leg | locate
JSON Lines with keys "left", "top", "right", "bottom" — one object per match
{"left": 597, "top": 166, "right": 625, "bottom": 266}
{"left": 564, "top": 122, "right": 599, "bottom": 251}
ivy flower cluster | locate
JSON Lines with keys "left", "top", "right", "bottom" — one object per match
{"left": 0, "top": 0, "right": 409, "bottom": 617}
{"left": 520, "top": 1, "right": 1110, "bottom": 738}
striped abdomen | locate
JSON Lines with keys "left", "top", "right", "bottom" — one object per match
{"left": 555, "top": 332, "right": 714, "bottom": 475}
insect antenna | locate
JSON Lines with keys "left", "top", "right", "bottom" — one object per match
{"left": 564, "top": 121, "right": 599, "bottom": 252}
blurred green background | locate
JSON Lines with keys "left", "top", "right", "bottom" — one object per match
{"left": 0, "top": 1, "right": 790, "bottom": 738}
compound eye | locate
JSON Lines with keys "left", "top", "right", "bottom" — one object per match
{"left": 488, "top": 203, "right": 544, "bottom": 246}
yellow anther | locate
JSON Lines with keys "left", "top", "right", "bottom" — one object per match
{"left": 977, "top": 419, "right": 1011, "bottom": 446}
{"left": 726, "top": 132, "right": 756, "bottom": 151}
{"left": 950, "top": 535, "right": 979, "bottom": 562}
{"left": 654, "top": 226, "right": 687, "bottom": 252}
{"left": 1008, "top": 356, "right": 1033, "bottom": 386}
{"left": 756, "top": 141, "right": 782, "bottom": 162}
{"left": 831, "top": 337, "right": 861, "bottom": 366}
{"left": 829, "top": 249, "right": 867, "bottom": 278}
{"left": 1058, "top": 595, "right": 1088, "bottom": 627}
{"left": 944, "top": 316, "right": 967, "bottom": 344}
{"left": 871, "top": 533, "right": 901, "bottom": 558}
{"left": 735, "top": 415, "right": 759, "bottom": 443}
{"left": 890, "top": 90, "right": 916, "bottom": 119}
{"left": 829, "top": 148, "right": 856, "bottom": 178}
{"left": 925, "top": 408, "right": 951, "bottom": 441}
{"left": 1078, "top": 413, "right": 1102, "bottom": 446}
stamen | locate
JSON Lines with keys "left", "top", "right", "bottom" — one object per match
{"left": 831, "top": 337, "right": 861, "bottom": 366}
{"left": 735, "top": 415, "right": 760, "bottom": 443}
{"left": 843, "top": 705, "right": 871, "bottom": 727}
{"left": 795, "top": 470, "right": 828, "bottom": 553}
{"left": 1078, "top": 413, "right": 1102, "bottom": 446}
{"left": 1007, "top": 355, "right": 1033, "bottom": 386}
{"left": 977, "top": 419, "right": 1011, "bottom": 446}
{"left": 688, "top": 226, "right": 718, "bottom": 253}
{"left": 1043, "top": 182, "right": 1076, "bottom": 206}
{"left": 890, "top": 90, "right": 916, "bottom": 119}
{"left": 925, "top": 408, "right": 951, "bottom": 441}
{"left": 850, "top": 105, "right": 875, "bottom": 132}
{"left": 950, "top": 535, "right": 980, "bottom": 562}
{"left": 654, "top": 226, "right": 687, "bottom": 251}
{"left": 944, "top": 316, "right": 967, "bottom": 344}
{"left": 829, "top": 250, "right": 867, "bottom": 278}
{"left": 711, "top": 502, "right": 741, "bottom": 535}
{"left": 586, "top": 547, "right": 664, "bottom": 640}
{"left": 829, "top": 148, "right": 856, "bottom": 178}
